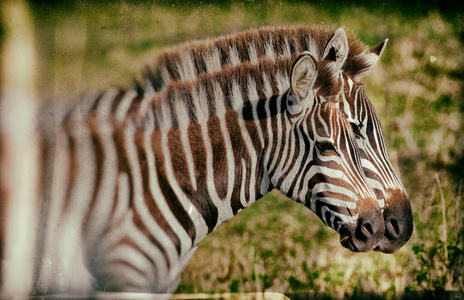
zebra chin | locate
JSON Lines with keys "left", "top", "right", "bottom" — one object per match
{"left": 336, "top": 205, "right": 385, "bottom": 253}
{"left": 373, "top": 189, "right": 414, "bottom": 253}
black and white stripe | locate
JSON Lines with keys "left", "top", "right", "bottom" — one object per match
{"left": 17, "top": 52, "right": 384, "bottom": 296}
{"left": 144, "top": 26, "right": 412, "bottom": 253}
{"left": 145, "top": 25, "right": 408, "bottom": 207}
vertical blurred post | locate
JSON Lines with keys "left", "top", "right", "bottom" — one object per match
{"left": 1, "top": 0, "right": 39, "bottom": 297}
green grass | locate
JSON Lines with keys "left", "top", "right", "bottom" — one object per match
{"left": 8, "top": 0, "right": 464, "bottom": 298}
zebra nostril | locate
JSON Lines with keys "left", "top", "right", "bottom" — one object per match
{"left": 385, "top": 219, "right": 401, "bottom": 238}
{"left": 361, "top": 223, "right": 374, "bottom": 238}
{"left": 355, "top": 217, "right": 382, "bottom": 242}
{"left": 339, "top": 212, "right": 385, "bottom": 252}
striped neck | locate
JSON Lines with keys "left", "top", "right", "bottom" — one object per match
{"left": 134, "top": 93, "right": 287, "bottom": 247}
{"left": 130, "top": 61, "right": 299, "bottom": 244}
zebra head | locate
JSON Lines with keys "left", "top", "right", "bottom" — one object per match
{"left": 270, "top": 52, "right": 385, "bottom": 252}
{"left": 141, "top": 25, "right": 412, "bottom": 253}
{"left": 322, "top": 28, "right": 413, "bottom": 253}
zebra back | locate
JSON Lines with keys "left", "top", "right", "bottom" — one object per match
{"left": 147, "top": 25, "right": 374, "bottom": 90}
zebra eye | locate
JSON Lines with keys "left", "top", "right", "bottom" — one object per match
{"left": 315, "top": 141, "right": 339, "bottom": 156}
{"left": 350, "top": 122, "right": 365, "bottom": 139}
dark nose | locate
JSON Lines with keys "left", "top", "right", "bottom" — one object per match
{"left": 375, "top": 190, "right": 413, "bottom": 253}
{"left": 339, "top": 204, "right": 385, "bottom": 252}
{"left": 355, "top": 215, "right": 382, "bottom": 241}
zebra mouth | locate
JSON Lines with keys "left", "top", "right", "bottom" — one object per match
{"left": 340, "top": 234, "right": 357, "bottom": 252}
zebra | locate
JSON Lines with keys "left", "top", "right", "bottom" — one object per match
{"left": 2, "top": 51, "right": 386, "bottom": 296}
{"left": 141, "top": 26, "right": 413, "bottom": 253}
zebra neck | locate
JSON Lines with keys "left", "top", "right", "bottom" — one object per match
{"left": 138, "top": 95, "right": 286, "bottom": 243}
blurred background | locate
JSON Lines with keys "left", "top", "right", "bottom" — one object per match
{"left": 1, "top": 0, "right": 463, "bottom": 298}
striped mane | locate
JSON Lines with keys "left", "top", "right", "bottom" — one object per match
{"left": 149, "top": 25, "right": 371, "bottom": 90}
{"left": 140, "top": 56, "right": 339, "bottom": 130}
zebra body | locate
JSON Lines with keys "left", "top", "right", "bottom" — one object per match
{"left": 27, "top": 52, "right": 385, "bottom": 295}
{"left": 144, "top": 26, "right": 413, "bottom": 253}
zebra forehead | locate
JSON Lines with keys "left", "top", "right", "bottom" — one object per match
{"left": 321, "top": 102, "right": 358, "bottom": 136}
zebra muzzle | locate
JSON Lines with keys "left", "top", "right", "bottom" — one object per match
{"left": 338, "top": 209, "right": 385, "bottom": 252}
{"left": 374, "top": 190, "right": 414, "bottom": 253}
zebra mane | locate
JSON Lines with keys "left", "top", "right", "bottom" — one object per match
{"left": 149, "top": 25, "right": 371, "bottom": 90}
{"left": 142, "top": 55, "right": 340, "bottom": 130}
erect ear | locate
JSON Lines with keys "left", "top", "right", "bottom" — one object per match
{"left": 290, "top": 51, "right": 317, "bottom": 104}
{"left": 352, "top": 38, "right": 388, "bottom": 81}
{"left": 322, "top": 28, "right": 349, "bottom": 70}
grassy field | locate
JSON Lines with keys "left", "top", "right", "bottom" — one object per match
{"left": 4, "top": 0, "right": 464, "bottom": 298}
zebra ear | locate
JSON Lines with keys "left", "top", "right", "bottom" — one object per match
{"left": 290, "top": 51, "right": 317, "bottom": 104}
{"left": 351, "top": 39, "right": 388, "bottom": 81}
{"left": 322, "top": 28, "right": 349, "bottom": 70}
